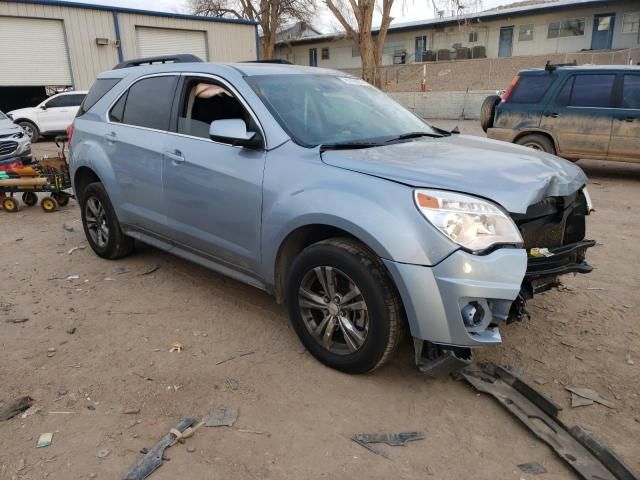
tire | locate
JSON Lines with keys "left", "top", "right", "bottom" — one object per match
{"left": 17, "top": 121, "right": 39, "bottom": 143}
{"left": 22, "top": 192, "right": 38, "bottom": 207}
{"left": 285, "top": 237, "right": 404, "bottom": 374}
{"left": 80, "top": 182, "right": 134, "bottom": 259}
{"left": 2, "top": 196, "right": 19, "bottom": 213}
{"left": 480, "top": 95, "right": 501, "bottom": 133}
{"left": 53, "top": 192, "right": 70, "bottom": 206}
{"left": 40, "top": 196, "right": 58, "bottom": 213}
{"left": 515, "top": 133, "right": 556, "bottom": 154}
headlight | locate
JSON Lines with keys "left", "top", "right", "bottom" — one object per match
{"left": 414, "top": 189, "right": 523, "bottom": 252}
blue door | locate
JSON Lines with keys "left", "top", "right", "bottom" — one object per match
{"left": 591, "top": 14, "right": 615, "bottom": 50}
{"left": 415, "top": 35, "right": 427, "bottom": 62}
{"left": 498, "top": 26, "right": 513, "bottom": 58}
{"left": 309, "top": 48, "right": 318, "bottom": 67}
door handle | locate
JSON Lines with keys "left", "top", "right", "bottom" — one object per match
{"left": 164, "top": 150, "right": 185, "bottom": 165}
{"left": 104, "top": 132, "right": 117, "bottom": 144}
{"left": 545, "top": 112, "right": 560, "bottom": 118}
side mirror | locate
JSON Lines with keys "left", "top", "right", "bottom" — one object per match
{"left": 209, "top": 119, "right": 262, "bottom": 149}
{"left": 40, "top": 104, "right": 47, "bottom": 110}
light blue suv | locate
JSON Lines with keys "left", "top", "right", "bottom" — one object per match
{"left": 69, "top": 55, "right": 594, "bottom": 374}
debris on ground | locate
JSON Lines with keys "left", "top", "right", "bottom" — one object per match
{"left": 462, "top": 363, "right": 636, "bottom": 480}
{"left": 205, "top": 406, "right": 238, "bottom": 427}
{"left": 352, "top": 432, "right": 425, "bottom": 459}
{"left": 97, "top": 448, "right": 111, "bottom": 458}
{"left": 112, "top": 266, "right": 130, "bottom": 275}
{"left": 571, "top": 393, "right": 595, "bottom": 408}
{"left": 517, "top": 462, "right": 547, "bottom": 475}
{"left": 565, "top": 386, "right": 616, "bottom": 409}
{"left": 225, "top": 377, "right": 240, "bottom": 391}
{"left": 137, "top": 264, "right": 160, "bottom": 276}
{"left": 36, "top": 432, "right": 54, "bottom": 448}
{"left": 5, "top": 317, "right": 29, "bottom": 324}
{"left": 67, "top": 246, "right": 85, "bottom": 255}
{"left": 169, "top": 342, "right": 183, "bottom": 353}
{"left": 123, "top": 407, "right": 140, "bottom": 415}
{"left": 215, "top": 350, "right": 255, "bottom": 365}
{"left": 0, "top": 396, "right": 34, "bottom": 421}
{"left": 66, "top": 327, "right": 76, "bottom": 335}
{"left": 626, "top": 354, "right": 634, "bottom": 366}
{"left": 63, "top": 221, "right": 76, "bottom": 232}
{"left": 21, "top": 405, "right": 41, "bottom": 419}
{"left": 124, "top": 417, "right": 198, "bottom": 480}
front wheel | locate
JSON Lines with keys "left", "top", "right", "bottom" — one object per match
{"left": 285, "top": 238, "right": 404, "bottom": 374}
{"left": 17, "top": 121, "right": 39, "bottom": 143}
{"left": 80, "top": 182, "right": 134, "bottom": 259}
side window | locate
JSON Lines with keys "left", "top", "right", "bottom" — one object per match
{"left": 622, "top": 75, "right": 640, "bottom": 109}
{"left": 177, "top": 79, "right": 251, "bottom": 140}
{"left": 509, "top": 75, "right": 554, "bottom": 104}
{"left": 67, "top": 94, "right": 87, "bottom": 107}
{"left": 112, "top": 76, "right": 178, "bottom": 131}
{"left": 46, "top": 94, "right": 85, "bottom": 108}
{"left": 555, "top": 77, "right": 574, "bottom": 106}
{"left": 78, "top": 79, "right": 120, "bottom": 117}
{"left": 567, "top": 74, "right": 615, "bottom": 108}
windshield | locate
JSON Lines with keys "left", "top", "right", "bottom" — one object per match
{"left": 247, "top": 74, "right": 438, "bottom": 147}
{"left": 0, "top": 111, "right": 7, "bottom": 120}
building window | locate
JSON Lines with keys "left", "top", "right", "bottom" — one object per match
{"left": 468, "top": 31, "right": 478, "bottom": 42}
{"left": 518, "top": 24, "right": 534, "bottom": 41}
{"left": 622, "top": 12, "right": 640, "bottom": 33}
{"left": 548, "top": 18, "right": 585, "bottom": 38}
{"left": 321, "top": 47, "right": 329, "bottom": 60}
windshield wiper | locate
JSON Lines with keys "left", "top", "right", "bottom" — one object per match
{"left": 386, "top": 131, "right": 444, "bottom": 142}
{"left": 319, "top": 141, "right": 384, "bottom": 152}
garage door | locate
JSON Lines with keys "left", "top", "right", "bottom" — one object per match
{"left": 135, "top": 27, "right": 208, "bottom": 61}
{"left": 0, "top": 17, "right": 72, "bottom": 86}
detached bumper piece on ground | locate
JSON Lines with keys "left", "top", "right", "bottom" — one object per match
{"left": 461, "top": 364, "right": 638, "bottom": 480}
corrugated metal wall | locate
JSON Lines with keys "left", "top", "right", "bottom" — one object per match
{"left": 0, "top": 2, "right": 257, "bottom": 90}
{"left": 117, "top": 13, "right": 256, "bottom": 64}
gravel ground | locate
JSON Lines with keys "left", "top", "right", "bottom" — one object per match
{"left": 0, "top": 122, "right": 638, "bottom": 479}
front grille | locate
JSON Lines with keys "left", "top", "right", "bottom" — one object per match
{"left": 511, "top": 191, "right": 588, "bottom": 249}
{"left": 0, "top": 141, "right": 18, "bottom": 156}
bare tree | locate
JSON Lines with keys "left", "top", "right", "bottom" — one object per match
{"left": 431, "top": 0, "right": 482, "bottom": 24}
{"left": 325, "top": 0, "right": 395, "bottom": 85}
{"left": 189, "top": 0, "right": 315, "bottom": 59}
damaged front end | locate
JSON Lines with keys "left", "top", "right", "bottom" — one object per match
{"left": 508, "top": 188, "right": 595, "bottom": 322}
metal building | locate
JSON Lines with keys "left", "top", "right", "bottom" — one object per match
{"left": 0, "top": 0, "right": 258, "bottom": 111}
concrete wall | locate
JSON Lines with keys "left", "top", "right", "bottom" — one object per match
{"left": 388, "top": 90, "right": 493, "bottom": 119}
{"left": 0, "top": 1, "right": 257, "bottom": 90}
{"left": 275, "top": 0, "right": 640, "bottom": 68}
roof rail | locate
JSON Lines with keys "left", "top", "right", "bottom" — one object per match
{"left": 240, "top": 59, "right": 293, "bottom": 64}
{"left": 113, "top": 54, "right": 203, "bottom": 70}
{"left": 544, "top": 60, "right": 577, "bottom": 72}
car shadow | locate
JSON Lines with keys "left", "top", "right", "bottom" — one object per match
{"left": 578, "top": 159, "right": 640, "bottom": 181}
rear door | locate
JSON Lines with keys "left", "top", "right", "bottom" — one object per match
{"left": 540, "top": 73, "right": 616, "bottom": 159}
{"left": 105, "top": 74, "right": 179, "bottom": 236}
{"left": 494, "top": 73, "right": 555, "bottom": 130}
{"left": 609, "top": 73, "right": 640, "bottom": 162}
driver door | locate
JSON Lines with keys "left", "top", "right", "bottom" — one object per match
{"left": 163, "top": 75, "right": 266, "bottom": 273}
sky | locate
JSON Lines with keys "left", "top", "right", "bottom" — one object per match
{"left": 78, "top": 0, "right": 518, "bottom": 32}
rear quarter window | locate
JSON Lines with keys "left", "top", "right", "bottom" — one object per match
{"left": 508, "top": 75, "right": 555, "bottom": 103}
{"left": 77, "top": 78, "right": 121, "bottom": 117}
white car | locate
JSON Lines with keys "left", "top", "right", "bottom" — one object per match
{"left": 8, "top": 91, "right": 87, "bottom": 142}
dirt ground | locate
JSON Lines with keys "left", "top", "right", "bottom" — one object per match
{"left": 1, "top": 121, "right": 639, "bottom": 480}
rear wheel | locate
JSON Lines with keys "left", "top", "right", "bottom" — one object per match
{"left": 17, "top": 121, "right": 39, "bottom": 143}
{"left": 516, "top": 133, "right": 556, "bottom": 154}
{"left": 53, "top": 192, "right": 70, "bottom": 206}
{"left": 285, "top": 238, "right": 404, "bottom": 374}
{"left": 41, "top": 196, "right": 58, "bottom": 213}
{"left": 80, "top": 182, "right": 133, "bottom": 259}
{"left": 22, "top": 192, "right": 38, "bottom": 207}
{"left": 480, "top": 95, "right": 501, "bottom": 133}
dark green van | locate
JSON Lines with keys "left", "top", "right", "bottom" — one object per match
{"left": 483, "top": 65, "right": 640, "bottom": 164}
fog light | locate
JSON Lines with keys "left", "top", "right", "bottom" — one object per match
{"left": 462, "top": 301, "right": 484, "bottom": 327}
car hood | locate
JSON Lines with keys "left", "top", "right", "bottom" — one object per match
{"left": 320, "top": 135, "right": 588, "bottom": 214}
{"left": 0, "top": 118, "right": 22, "bottom": 135}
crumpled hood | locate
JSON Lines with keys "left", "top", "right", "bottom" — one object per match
{"left": 321, "top": 135, "right": 588, "bottom": 214}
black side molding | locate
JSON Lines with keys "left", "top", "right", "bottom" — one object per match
{"left": 113, "top": 54, "right": 203, "bottom": 69}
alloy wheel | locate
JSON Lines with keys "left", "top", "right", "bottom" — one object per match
{"left": 85, "top": 196, "right": 109, "bottom": 248}
{"left": 298, "top": 266, "right": 369, "bottom": 355}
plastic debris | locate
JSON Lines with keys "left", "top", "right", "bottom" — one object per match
{"left": 97, "top": 448, "right": 111, "bottom": 458}
{"left": 565, "top": 386, "right": 615, "bottom": 409}
{"left": 352, "top": 432, "right": 425, "bottom": 459}
{"left": 5, "top": 317, "right": 29, "bottom": 324}
{"left": 205, "top": 406, "right": 238, "bottom": 427}
{"left": 36, "top": 432, "right": 54, "bottom": 448}
{"left": 137, "top": 264, "right": 160, "bottom": 276}
{"left": 518, "top": 462, "right": 547, "bottom": 475}
{"left": 67, "top": 246, "right": 85, "bottom": 255}
{"left": 169, "top": 342, "right": 183, "bottom": 353}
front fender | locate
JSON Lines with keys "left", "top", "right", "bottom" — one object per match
{"left": 260, "top": 144, "right": 458, "bottom": 286}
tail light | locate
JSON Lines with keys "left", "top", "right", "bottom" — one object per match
{"left": 66, "top": 123, "right": 74, "bottom": 143}
{"left": 501, "top": 75, "right": 520, "bottom": 103}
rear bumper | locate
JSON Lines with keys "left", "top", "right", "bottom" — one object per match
{"left": 384, "top": 248, "right": 527, "bottom": 347}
